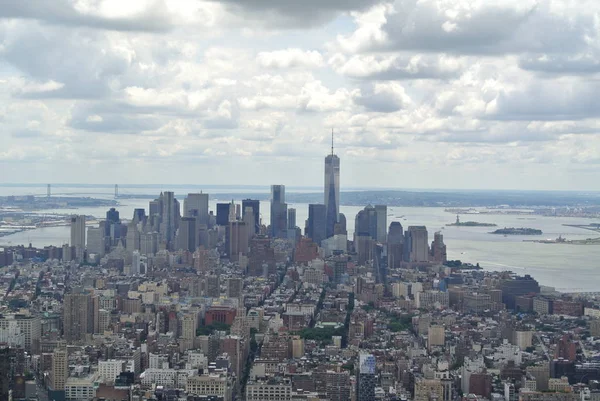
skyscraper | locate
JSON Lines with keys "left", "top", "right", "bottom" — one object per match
{"left": 216, "top": 203, "right": 231, "bottom": 226}
{"left": 357, "top": 353, "right": 376, "bottom": 401}
{"left": 374, "top": 205, "right": 387, "bottom": 243}
{"left": 105, "top": 207, "right": 120, "bottom": 244}
{"left": 325, "top": 131, "right": 340, "bottom": 239}
{"left": 184, "top": 193, "right": 209, "bottom": 225}
{"left": 51, "top": 344, "right": 68, "bottom": 391}
{"left": 306, "top": 204, "right": 327, "bottom": 246}
{"left": 288, "top": 208, "right": 296, "bottom": 229}
{"left": 63, "top": 292, "right": 94, "bottom": 342}
{"left": 160, "top": 191, "right": 179, "bottom": 246}
{"left": 178, "top": 217, "right": 197, "bottom": 252}
{"left": 270, "top": 185, "right": 287, "bottom": 238}
{"left": 229, "top": 221, "right": 249, "bottom": 261}
{"left": 70, "top": 215, "right": 86, "bottom": 262}
{"left": 242, "top": 199, "right": 260, "bottom": 234}
{"left": 405, "top": 226, "right": 429, "bottom": 262}
{"left": 431, "top": 231, "right": 447, "bottom": 263}
{"left": 387, "top": 222, "right": 404, "bottom": 269}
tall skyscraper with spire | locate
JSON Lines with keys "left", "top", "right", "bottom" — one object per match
{"left": 325, "top": 129, "right": 340, "bottom": 238}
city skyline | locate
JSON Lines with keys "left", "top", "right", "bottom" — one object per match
{"left": 2, "top": 2, "right": 600, "bottom": 190}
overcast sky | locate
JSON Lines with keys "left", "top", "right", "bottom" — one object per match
{"left": 1, "top": 0, "right": 600, "bottom": 190}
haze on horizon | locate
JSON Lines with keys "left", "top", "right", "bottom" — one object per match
{"left": 1, "top": 1, "right": 600, "bottom": 191}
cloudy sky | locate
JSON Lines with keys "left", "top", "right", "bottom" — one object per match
{"left": 1, "top": 0, "right": 600, "bottom": 190}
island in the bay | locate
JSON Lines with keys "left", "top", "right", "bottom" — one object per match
{"left": 446, "top": 215, "right": 497, "bottom": 227}
{"left": 491, "top": 227, "right": 543, "bottom": 235}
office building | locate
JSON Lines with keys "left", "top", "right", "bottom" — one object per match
{"left": 358, "top": 353, "right": 376, "bottom": 401}
{"left": 226, "top": 277, "right": 243, "bottom": 299}
{"left": 288, "top": 208, "right": 296, "bottom": 229}
{"left": 63, "top": 293, "right": 94, "bottom": 342}
{"left": 216, "top": 203, "right": 231, "bottom": 226}
{"left": 387, "top": 222, "right": 404, "bottom": 269}
{"left": 184, "top": 193, "right": 209, "bottom": 225}
{"left": 306, "top": 204, "right": 327, "bottom": 245}
{"left": 160, "top": 191, "right": 179, "bottom": 245}
{"left": 186, "top": 374, "right": 233, "bottom": 401}
{"left": 270, "top": 185, "right": 287, "bottom": 238}
{"left": 87, "top": 226, "right": 105, "bottom": 256}
{"left": 0, "top": 314, "right": 41, "bottom": 353}
{"left": 229, "top": 221, "right": 249, "bottom": 261}
{"left": 500, "top": 275, "right": 540, "bottom": 310}
{"left": 324, "top": 138, "right": 340, "bottom": 239}
{"left": 374, "top": 205, "right": 387, "bottom": 243}
{"left": 428, "top": 325, "right": 445, "bottom": 349}
{"left": 246, "top": 378, "right": 292, "bottom": 401}
{"left": 206, "top": 274, "right": 220, "bottom": 298}
{"left": 431, "top": 231, "right": 447, "bottom": 263}
{"left": 405, "top": 226, "right": 429, "bottom": 262}
{"left": 177, "top": 217, "right": 197, "bottom": 252}
{"left": 105, "top": 207, "right": 121, "bottom": 245}
{"left": 355, "top": 205, "right": 377, "bottom": 239}
{"left": 414, "top": 378, "right": 444, "bottom": 401}
{"left": 325, "top": 371, "right": 351, "bottom": 401}
{"left": 0, "top": 347, "right": 9, "bottom": 400}
{"left": 51, "top": 344, "right": 68, "bottom": 391}
{"left": 70, "top": 215, "right": 86, "bottom": 262}
{"left": 242, "top": 199, "right": 260, "bottom": 234}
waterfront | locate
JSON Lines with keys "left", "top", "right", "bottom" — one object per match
{"left": 1, "top": 193, "right": 599, "bottom": 292}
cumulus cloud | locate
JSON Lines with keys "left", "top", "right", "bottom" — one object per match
{"left": 257, "top": 49, "right": 323, "bottom": 69}
{"left": 1, "top": 0, "right": 600, "bottom": 189}
{"left": 209, "top": 0, "right": 382, "bottom": 28}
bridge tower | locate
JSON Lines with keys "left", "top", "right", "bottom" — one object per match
{"left": 114, "top": 184, "right": 119, "bottom": 199}
{"left": 47, "top": 184, "right": 51, "bottom": 198}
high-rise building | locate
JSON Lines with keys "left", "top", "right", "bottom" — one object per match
{"left": 428, "top": 325, "right": 445, "bottom": 350}
{"left": 306, "top": 204, "right": 327, "bottom": 246}
{"left": 125, "top": 222, "right": 140, "bottom": 254}
{"left": 270, "top": 185, "right": 287, "bottom": 238}
{"left": 63, "top": 293, "right": 94, "bottom": 342}
{"left": 184, "top": 193, "right": 209, "bottom": 225}
{"left": 325, "top": 371, "right": 351, "bottom": 401}
{"left": 160, "top": 191, "right": 179, "bottom": 246}
{"left": 325, "top": 132, "right": 340, "bottom": 239}
{"left": 131, "top": 250, "right": 141, "bottom": 276}
{"left": 226, "top": 277, "right": 243, "bottom": 299}
{"left": 414, "top": 378, "right": 444, "bottom": 401}
{"left": 70, "top": 215, "right": 86, "bottom": 262}
{"left": 105, "top": 207, "right": 121, "bottom": 245}
{"left": 206, "top": 275, "right": 220, "bottom": 298}
{"left": 374, "top": 205, "right": 387, "bottom": 243}
{"left": 431, "top": 231, "right": 447, "bottom": 263}
{"left": 87, "top": 226, "right": 105, "bottom": 256}
{"left": 243, "top": 207, "right": 255, "bottom": 242}
{"left": 0, "top": 347, "right": 9, "bottom": 399}
{"left": 355, "top": 206, "right": 377, "bottom": 239}
{"left": 51, "top": 344, "right": 68, "bottom": 391}
{"left": 405, "top": 226, "right": 429, "bottom": 262}
{"left": 216, "top": 203, "right": 231, "bottom": 226}
{"left": 242, "top": 199, "right": 260, "bottom": 234}
{"left": 229, "top": 221, "right": 249, "bottom": 261}
{"left": 288, "top": 208, "right": 296, "bottom": 229}
{"left": 177, "top": 217, "right": 197, "bottom": 252}
{"left": 357, "top": 353, "right": 376, "bottom": 401}
{"left": 500, "top": 275, "right": 540, "bottom": 310}
{"left": 229, "top": 200, "right": 237, "bottom": 223}
{"left": 387, "top": 222, "right": 404, "bottom": 269}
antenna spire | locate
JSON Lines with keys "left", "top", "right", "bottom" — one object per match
{"left": 331, "top": 128, "right": 334, "bottom": 156}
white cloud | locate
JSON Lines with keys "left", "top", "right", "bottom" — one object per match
{"left": 1, "top": 0, "right": 600, "bottom": 189}
{"left": 257, "top": 48, "right": 323, "bottom": 69}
